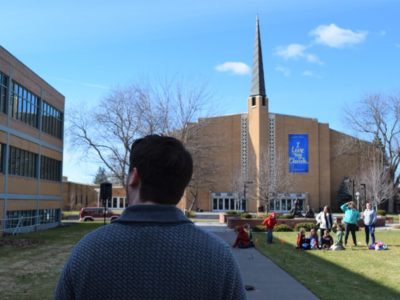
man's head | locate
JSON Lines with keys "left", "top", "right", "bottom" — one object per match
{"left": 127, "top": 135, "right": 193, "bottom": 205}
{"left": 366, "top": 202, "right": 372, "bottom": 209}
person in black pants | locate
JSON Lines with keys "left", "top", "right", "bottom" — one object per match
{"left": 340, "top": 201, "right": 360, "bottom": 246}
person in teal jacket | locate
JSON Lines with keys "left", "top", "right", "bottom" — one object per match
{"left": 341, "top": 201, "right": 360, "bottom": 246}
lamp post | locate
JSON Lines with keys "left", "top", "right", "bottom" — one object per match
{"left": 360, "top": 183, "right": 366, "bottom": 209}
{"left": 355, "top": 191, "right": 360, "bottom": 210}
{"left": 243, "top": 181, "right": 253, "bottom": 211}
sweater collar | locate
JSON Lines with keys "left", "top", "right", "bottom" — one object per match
{"left": 113, "top": 204, "right": 192, "bottom": 224}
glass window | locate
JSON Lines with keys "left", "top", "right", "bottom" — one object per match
{"left": 119, "top": 198, "right": 124, "bottom": 208}
{"left": 269, "top": 199, "right": 275, "bottom": 211}
{"left": 40, "top": 100, "right": 63, "bottom": 139}
{"left": 281, "top": 199, "right": 287, "bottom": 211}
{"left": 218, "top": 198, "right": 223, "bottom": 210}
{"left": 275, "top": 199, "right": 280, "bottom": 211}
{"left": 224, "top": 198, "right": 229, "bottom": 210}
{"left": 11, "top": 81, "right": 39, "bottom": 128}
{"left": 230, "top": 198, "right": 235, "bottom": 210}
{"left": 113, "top": 197, "right": 118, "bottom": 208}
{"left": 0, "top": 71, "right": 8, "bottom": 114}
{"left": 213, "top": 198, "right": 218, "bottom": 210}
{"left": 287, "top": 199, "right": 292, "bottom": 211}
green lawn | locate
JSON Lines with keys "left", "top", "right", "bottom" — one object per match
{"left": 0, "top": 223, "right": 103, "bottom": 300}
{"left": 254, "top": 230, "right": 400, "bottom": 300}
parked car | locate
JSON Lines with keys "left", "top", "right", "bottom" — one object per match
{"left": 79, "top": 207, "right": 120, "bottom": 222}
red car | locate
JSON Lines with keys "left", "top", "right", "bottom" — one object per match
{"left": 79, "top": 207, "right": 120, "bottom": 222}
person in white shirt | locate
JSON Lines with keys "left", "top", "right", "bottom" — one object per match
{"left": 316, "top": 205, "right": 333, "bottom": 246}
{"left": 362, "top": 202, "right": 377, "bottom": 246}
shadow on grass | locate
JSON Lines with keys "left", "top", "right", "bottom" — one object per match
{"left": 253, "top": 233, "right": 400, "bottom": 300}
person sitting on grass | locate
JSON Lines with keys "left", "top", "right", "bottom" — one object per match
{"left": 243, "top": 223, "right": 254, "bottom": 247}
{"left": 232, "top": 226, "right": 253, "bottom": 248}
{"left": 330, "top": 218, "right": 345, "bottom": 251}
{"left": 262, "top": 212, "right": 277, "bottom": 244}
{"left": 296, "top": 228, "right": 310, "bottom": 250}
{"left": 308, "top": 228, "right": 319, "bottom": 249}
{"left": 321, "top": 229, "right": 334, "bottom": 249}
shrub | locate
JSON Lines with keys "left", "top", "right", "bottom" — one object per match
{"left": 377, "top": 209, "right": 386, "bottom": 216}
{"left": 252, "top": 225, "right": 266, "bottom": 232}
{"left": 225, "top": 211, "right": 239, "bottom": 216}
{"left": 241, "top": 212, "right": 252, "bottom": 219}
{"left": 185, "top": 210, "right": 196, "bottom": 218}
{"left": 274, "top": 224, "right": 293, "bottom": 232}
{"left": 294, "top": 222, "right": 316, "bottom": 232}
{"left": 276, "top": 214, "right": 294, "bottom": 219}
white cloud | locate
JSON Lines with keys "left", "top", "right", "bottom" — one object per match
{"left": 275, "top": 65, "right": 291, "bottom": 77}
{"left": 310, "top": 24, "right": 367, "bottom": 48}
{"left": 303, "top": 70, "right": 313, "bottom": 77}
{"left": 215, "top": 62, "right": 250, "bottom": 75}
{"left": 395, "top": 43, "right": 400, "bottom": 48}
{"left": 275, "top": 43, "right": 322, "bottom": 64}
{"left": 379, "top": 30, "right": 387, "bottom": 36}
{"left": 275, "top": 43, "right": 307, "bottom": 59}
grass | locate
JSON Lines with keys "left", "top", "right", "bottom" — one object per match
{"left": 0, "top": 223, "right": 103, "bottom": 300}
{"left": 253, "top": 230, "right": 400, "bottom": 300}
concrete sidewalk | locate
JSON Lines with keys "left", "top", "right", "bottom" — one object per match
{"left": 200, "top": 225, "right": 318, "bottom": 300}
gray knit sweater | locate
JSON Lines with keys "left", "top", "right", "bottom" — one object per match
{"left": 55, "top": 204, "right": 246, "bottom": 300}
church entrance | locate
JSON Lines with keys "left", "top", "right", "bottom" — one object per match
{"left": 269, "top": 193, "right": 306, "bottom": 213}
{"left": 211, "top": 192, "right": 245, "bottom": 211}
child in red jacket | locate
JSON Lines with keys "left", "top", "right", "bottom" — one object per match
{"left": 232, "top": 226, "right": 251, "bottom": 248}
{"left": 262, "top": 212, "right": 277, "bottom": 244}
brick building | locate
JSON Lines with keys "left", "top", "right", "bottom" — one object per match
{"left": 177, "top": 18, "right": 380, "bottom": 213}
{"left": 0, "top": 46, "right": 64, "bottom": 234}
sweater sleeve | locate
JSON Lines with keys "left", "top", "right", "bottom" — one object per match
{"left": 54, "top": 259, "right": 75, "bottom": 300}
{"left": 222, "top": 251, "right": 247, "bottom": 300}
{"left": 340, "top": 203, "right": 348, "bottom": 213}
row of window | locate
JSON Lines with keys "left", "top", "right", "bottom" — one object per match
{"left": 40, "top": 156, "right": 62, "bottom": 181}
{"left": 11, "top": 82, "right": 40, "bottom": 128}
{"left": 107, "top": 197, "right": 128, "bottom": 209}
{"left": 269, "top": 198, "right": 305, "bottom": 212}
{"left": 0, "top": 144, "right": 62, "bottom": 181}
{"left": 5, "top": 209, "right": 61, "bottom": 229}
{"left": 8, "top": 146, "right": 37, "bottom": 178}
{"left": 42, "top": 100, "right": 63, "bottom": 139}
{"left": 0, "top": 71, "right": 63, "bottom": 140}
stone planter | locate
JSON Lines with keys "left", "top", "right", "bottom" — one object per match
{"left": 227, "top": 217, "right": 317, "bottom": 229}
{"left": 219, "top": 213, "right": 227, "bottom": 224}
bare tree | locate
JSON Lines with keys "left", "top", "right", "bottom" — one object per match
{"left": 259, "top": 150, "right": 294, "bottom": 212}
{"left": 359, "top": 154, "right": 396, "bottom": 209}
{"left": 68, "top": 78, "right": 213, "bottom": 187}
{"left": 344, "top": 93, "right": 400, "bottom": 210}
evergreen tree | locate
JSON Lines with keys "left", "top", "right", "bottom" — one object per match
{"left": 93, "top": 167, "right": 109, "bottom": 184}
{"left": 336, "top": 177, "right": 352, "bottom": 210}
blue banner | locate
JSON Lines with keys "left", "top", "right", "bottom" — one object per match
{"left": 288, "top": 134, "right": 309, "bottom": 173}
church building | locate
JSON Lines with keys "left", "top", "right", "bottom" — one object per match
{"left": 178, "top": 17, "right": 366, "bottom": 214}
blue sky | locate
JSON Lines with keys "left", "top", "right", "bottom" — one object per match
{"left": 1, "top": 0, "right": 399, "bottom": 183}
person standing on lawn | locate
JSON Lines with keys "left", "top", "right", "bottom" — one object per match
{"left": 341, "top": 201, "right": 360, "bottom": 247}
{"left": 315, "top": 205, "right": 333, "bottom": 245}
{"left": 262, "top": 212, "right": 277, "bottom": 244}
{"left": 362, "top": 202, "right": 377, "bottom": 246}
{"left": 55, "top": 135, "right": 246, "bottom": 300}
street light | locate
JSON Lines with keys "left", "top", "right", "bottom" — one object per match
{"left": 355, "top": 191, "right": 360, "bottom": 210}
{"left": 243, "top": 181, "right": 253, "bottom": 211}
{"left": 360, "top": 183, "right": 366, "bottom": 208}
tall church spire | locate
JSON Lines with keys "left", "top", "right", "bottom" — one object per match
{"left": 250, "top": 16, "right": 266, "bottom": 97}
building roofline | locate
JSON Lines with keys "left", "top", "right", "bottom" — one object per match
{"left": 0, "top": 45, "right": 65, "bottom": 99}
